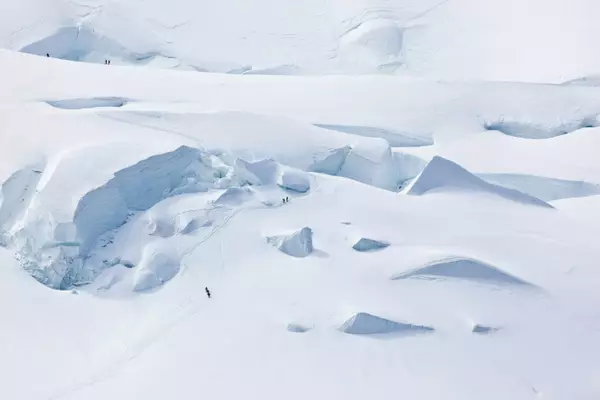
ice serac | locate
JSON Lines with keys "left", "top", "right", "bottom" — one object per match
{"left": 75, "top": 146, "right": 224, "bottom": 255}
{"left": 309, "top": 146, "right": 351, "bottom": 176}
{"left": 16, "top": 146, "right": 232, "bottom": 289}
{"left": 267, "top": 227, "right": 314, "bottom": 258}
{"left": 472, "top": 324, "right": 500, "bottom": 334}
{"left": 352, "top": 238, "right": 390, "bottom": 252}
{"left": 338, "top": 142, "right": 400, "bottom": 191}
{"left": 407, "top": 156, "right": 553, "bottom": 208}
{"left": 233, "top": 159, "right": 279, "bottom": 186}
{"left": 339, "top": 313, "right": 434, "bottom": 336}
{"left": 278, "top": 168, "right": 311, "bottom": 193}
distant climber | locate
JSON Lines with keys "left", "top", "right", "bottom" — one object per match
{"left": 286, "top": 196, "right": 289, "bottom": 203}
{"left": 46, "top": 53, "right": 50, "bottom": 57}
{"left": 205, "top": 286, "right": 211, "bottom": 299}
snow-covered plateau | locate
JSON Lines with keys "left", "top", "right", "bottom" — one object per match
{"left": 1, "top": 1, "right": 600, "bottom": 399}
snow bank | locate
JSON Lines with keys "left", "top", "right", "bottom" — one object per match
{"left": 407, "top": 157, "right": 553, "bottom": 208}
{"left": 392, "top": 258, "right": 534, "bottom": 287}
{"left": 267, "top": 227, "right": 314, "bottom": 258}
{"left": 278, "top": 169, "right": 311, "bottom": 193}
{"left": 352, "top": 238, "right": 390, "bottom": 252}
{"left": 339, "top": 313, "right": 433, "bottom": 336}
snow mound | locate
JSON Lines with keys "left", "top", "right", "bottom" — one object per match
{"left": 287, "top": 323, "right": 311, "bottom": 333}
{"left": 46, "top": 97, "right": 127, "bottom": 109}
{"left": 392, "top": 258, "right": 534, "bottom": 287}
{"left": 472, "top": 324, "right": 500, "bottom": 335}
{"left": 407, "top": 156, "right": 553, "bottom": 208}
{"left": 483, "top": 116, "right": 599, "bottom": 139}
{"left": 175, "top": 211, "right": 213, "bottom": 235}
{"left": 339, "top": 313, "right": 433, "bottom": 336}
{"left": 146, "top": 215, "right": 175, "bottom": 238}
{"left": 278, "top": 169, "right": 311, "bottom": 193}
{"left": 352, "top": 238, "right": 390, "bottom": 252}
{"left": 477, "top": 174, "right": 600, "bottom": 202}
{"left": 314, "top": 124, "right": 432, "bottom": 147}
{"left": 267, "top": 227, "right": 314, "bottom": 258}
{"left": 133, "top": 251, "right": 180, "bottom": 292}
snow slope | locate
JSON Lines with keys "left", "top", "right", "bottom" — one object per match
{"left": 1, "top": 39, "right": 600, "bottom": 400}
{"left": 1, "top": 0, "right": 599, "bottom": 81}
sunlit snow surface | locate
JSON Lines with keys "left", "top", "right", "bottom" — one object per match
{"left": 0, "top": 2, "right": 599, "bottom": 397}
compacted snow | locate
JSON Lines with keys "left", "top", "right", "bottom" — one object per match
{"left": 1, "top": 1, "right": 600, "bottom": 399}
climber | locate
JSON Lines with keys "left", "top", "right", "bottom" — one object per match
{"left": 205, "top": 286, "right": 211, "bottom": 299}
{"left": 46, "top": 53, "right": 50, "bottom": 57}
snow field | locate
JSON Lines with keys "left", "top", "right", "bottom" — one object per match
{"left": 0, "top": 41, "right": 600, "bottom": 400}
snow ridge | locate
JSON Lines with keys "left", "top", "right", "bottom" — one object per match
{"left": 407, "top": 156, "right": 553, "bottom": 208}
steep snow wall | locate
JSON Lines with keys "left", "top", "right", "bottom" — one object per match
{"left": 12, "top": 146, "right": 235, "bottom": 289}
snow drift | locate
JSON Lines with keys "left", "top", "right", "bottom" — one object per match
{"left": 392, "top": 257, "right": 534, "bottom": 287}
{"left": 339, "top": 312, "right": 434, "bottom": 336}
{"left": 133, "top": 250, "right": 180, "bottom": 292}
{"left": 407, "top": 156, "right": 553, "bottom": 208}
